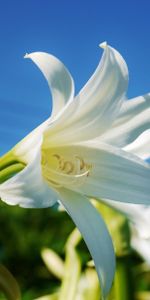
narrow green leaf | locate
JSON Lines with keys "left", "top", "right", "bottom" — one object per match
{"left": 0, "top": 264, "right": 21, "bottom": 300}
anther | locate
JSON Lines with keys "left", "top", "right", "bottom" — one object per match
{"left": 63, "top": 161, "right": 74, "bottom": 174}
{"left": 42, "top": 152, "right": 92, "bottom": 189}
{"left": 53, "top": 154, "right": 61, "bottom": 160}
{"left": 75, "top": 156, "right": 85, "bottom": 170}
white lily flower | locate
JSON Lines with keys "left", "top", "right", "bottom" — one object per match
{"left": 104, "top": 199, "right": 150, "bottom": 264}
{"left": 0, "top": 42, "right": 150, "bottom": 297}
{"left": 131, "top": 226, "right": 150, "bottom": 264}
{"left": 101, "top": 94, "right": 150, "bottom": 159}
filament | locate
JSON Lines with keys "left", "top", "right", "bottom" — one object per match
{"left": 42, "top": 152, "right": 92, "bottom": 189}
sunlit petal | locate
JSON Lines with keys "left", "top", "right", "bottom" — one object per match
{"left": 25, "top": 51, "right": 74, "bottom": 119}
{"left": 12, "top": 52, "right": 75, "bottom": 163}
{"left": 131, "top": 230, "right": 150, "bottom": 264}
{"left": 59, "top": 188, "right": 115, "bottom": 297}
{"left": 49, "top": 142, "right": 150, "bottom": 204}
{"left": 106, "top": 199, "right": 150, "bottom": 264}
{"left": 43, "top": 43, "right": 128, "bottom": 145}
{"left": 0, "top": 151, "right": 57, "bottom": 208}
{"left": 13, "top": 119, "right": 49, "bottom": 163}
{"left": 124, "top": 129, "right": 150, "bottom": 159}
{"left": 101, "top": 94, "right": 150, "bottom": 149}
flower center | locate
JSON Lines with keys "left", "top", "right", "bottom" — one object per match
{"left": 41, "top": 149, "right": 92, "bottom": 189}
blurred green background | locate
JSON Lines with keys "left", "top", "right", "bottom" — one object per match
{"left": 0, "top": 201, "right": 150, "bottom": 300}
{"left": 0, "top": 202, "right": 75, "bottom": 299}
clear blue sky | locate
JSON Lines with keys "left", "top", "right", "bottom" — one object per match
{"left": 0, "top": 0, "right": 150, "bottom": 155}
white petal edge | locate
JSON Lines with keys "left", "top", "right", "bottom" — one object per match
{"left": 13, "top": 119, "right": 49, "bottom": 163}
{"left": 99, "top": 199, "right": 150, "bottom": 264}
{"left": 103, "top": 199, "right": 150, "bottom": 239}
{"left": 105, "top": 200, "right": 150, "bottom": 264}
{"left": 131, "top": 229, "right": 150, "bottom": 264}
{"left": 49, "top": 142, "right": 150, "bottom": 205}
{"left": 59, "top": 188, "right": 115, "bottom": 298}
{"left": 0, "top": 150, "right": 58, "bottom": 208}
{"left": 42, "top": 43, "right": 129, "bottom": 145}
{"left": 123, "top": 129, "right": 150, "bottom": 159}
{"left": 25, "top": 52, "right": 75, "bottom": 120}
{"left": 12, "top": 52, "right": 75, "bottom": 163}
{"left": 101, "top": 94, "right": 150, "bottom": 149}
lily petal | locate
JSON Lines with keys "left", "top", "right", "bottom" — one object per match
{"left": 13, "top": 119, "right": 49, "bottom": 163}
{"left": 0, "top": 151, "right": 57, "bottom": 208}
{"left": 50, "top": 142, "right": 150, "bottom": 204}
{"left": 103, "top": 199, "right": 150, "bottom": 240}
{"left": 25, "top": 52, "right": 75, "bottom": 119}
{"left": 101, "top": 94, "right": 150, "bottom": 149}
{"left": 43, "top": 43, "right": 128, "bottom": 145}
{"left": 13, "top": 52, "right": 75, "bottom": 163}
{"left": 124, "top": 130, "right": 150, "bottom": 159}
{"left": 131, "top": 231, "right": 150, "bottom": 264}
{"left": 59, "top": 188, "right": 115, "bottom": 298}
{"left": 104, "top": 200, "right": 150, "bottom": 263}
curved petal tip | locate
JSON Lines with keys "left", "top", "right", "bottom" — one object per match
{"left": 99, "top": 41, "right": 107, "bottom": 49}
{"left": 24, "top": 53, "right": 29, "bottom": 59}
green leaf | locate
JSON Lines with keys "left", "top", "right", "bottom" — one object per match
{"left": 0, "top": 264, "right": 21, "bottom": 300}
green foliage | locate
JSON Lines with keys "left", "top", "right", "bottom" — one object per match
{"left": 0, "top": 200, "right": 150, "bottom": 300}
{"left": 0, "top": 201, "right": 75, "bottom": 298}
{"left": 37, "top": 228, "right": 100, "bottom": 300}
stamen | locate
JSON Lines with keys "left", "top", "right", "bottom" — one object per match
{"left": 63, "top": 161, "right": 74, "bottom": 174}
{"left": 53, "top": 154, "right": 61, "bottom": 161}
{"left": 42, "top": 152, "right": 92, "bottom": 189}
{"left": 75, "top": 156, "right": 85, "bottom": 170}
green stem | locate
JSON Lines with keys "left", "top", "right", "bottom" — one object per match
{"left": 0, "top": 163, "right": 25, "bottom": 184}
{"left": 0, "top": 151, "right": 19, "bottom": 171}
{"left": 58, "top": 229, "right": 81, "bottom": 300}
{"left": 114, "top": 257, "right": 134, "bottom": 300}
{"left": 0, "top": 150, "right": 26, "bottom": 184}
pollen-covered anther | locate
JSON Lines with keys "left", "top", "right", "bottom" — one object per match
{"left": 53, "top": 154, "right": 61, "bottom": 160}
{"left": 42, "top": 152, "right": 92, "bottom": 189}
{"left": 53, "top": 154, "right": 75, "bottom": 174}
{"left": 75, "top": 156, "right": 85, "bottom": 170}
{"left": 62, "top": 161, "right": 74, "bottom": 174}
{"left": 52, "top": 153, "right": 92, "bottom": 177}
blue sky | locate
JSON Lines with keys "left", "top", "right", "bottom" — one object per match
{"left": 0, "top": 0, "right": 150, "bottom": 155}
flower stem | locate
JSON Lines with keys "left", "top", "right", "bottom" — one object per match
{"left": 0, "top": 150, "right": 26, "bottom": 184}
{"left": 0, "top": 163, "right": 25, "bottom": 184}
{"left": 0, "top": 151, "right": 19, "bottom": 171}
{"left": 114, "top": 257, "right": 134, "bottom": 300}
